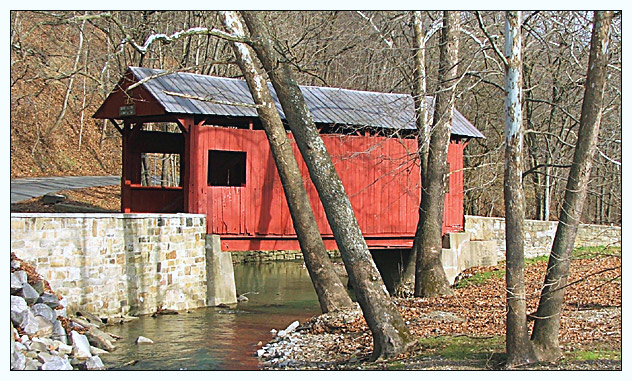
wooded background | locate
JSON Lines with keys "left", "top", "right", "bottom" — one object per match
{"left": 9, "top": 11, "right": 621, "bottom": 225}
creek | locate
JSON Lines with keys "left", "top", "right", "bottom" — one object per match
{"left": 100, "top": 261, "right": 322, "bottom": 370}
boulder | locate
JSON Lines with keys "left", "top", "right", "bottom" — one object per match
{"left": 84, "top": 355, "right": 106, "bottom": 370}
{"left": 86, "top": 327, "right": 116, "bottom": 352}
{"left": 32, "top": 303, "right": 56, "bottom": 324}
{"left": 11, "top": 322, "right": 16, "bottom": 355}
{"left": 37, "top": 351, "right": 56, "bottom": 363}
{"left": 43, "top": 192, "right": 67, "bottom": 205}
{"left": 28, "top": 340, "right": 49, "bottom": 352}
{"left": 90, "top": 346, "right": 109, "bottom": 355}
{"left": 18, "top": 283, "right": 41, "bottom": 305}
{"left": 11, "top": 295, "right": 29, "bottom": 326}
{"left": 11, "top": 272, "right": 25, "bottom": 294}
{"left": 57, "top": 342, "right": 73, "bottom": 355}
{"left": 51, "top": 320, "right": 68, "bottom": 344}
{"left": 12, "top": 270, "right": 28, "bottom": 286}
{"left": 37, "top": 292, "right": 61, "bottom": 309}
{"left": 33, "top": 316, "right": 54, "bottom": 337}
{"left": 25, "top": 358, "right": 42, "bottom": 370}
{"left": 71, "top": 331, "right": 92, "bottom": 359}
{"left": 41, "top": 356, "right": 73, "bottom": 370}
{"left": 70, "top": 316, "right": 100, "bottom": 330}
{"left": 11, "top": 350, "right": 26, "bottom": 370}
{"left": 31, "top": 279, "right": 46, "bottom": 295}
{"left": 20, "top": 309, "right": 40, "bottom": 336}
{"left": 77, "top": 310, "right": 105, "bottom": 328}
{"left": 33, "top": 337, "right": 57, "bottom": 350}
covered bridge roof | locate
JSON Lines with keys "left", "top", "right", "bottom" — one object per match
{"left": 95, "top": 66, "right": 485, "bottom": 139}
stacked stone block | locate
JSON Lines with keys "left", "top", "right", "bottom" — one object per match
{"left": 10, "top": 213, "right": 208, "bottom": 317}
{"left": 464, "top": 215, "right": 621, "bottom": 259}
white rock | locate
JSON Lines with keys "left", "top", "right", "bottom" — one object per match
{"left": 37, "top": 351, "right": 56, "bottom": 363}
{"left": 135, "top": 335, "right": 154, "bottom": 344}
{"left": 33, "top": 316, "right": 54, "bottom": 337}
{"left": 32, "top": 303, "right": 56, "bottom": 324}
{"left": 71, "top": 331, "right": 92, "bottom": 359}
{"left": 256, "top": 349, "right": 265, "bottom": 357}
{"left": 90, "top": 345, "right": 109, "bottom": 355}
{"left": 85, "top": 355, "right": 105, "bottom": 370}
{"left": 57, "top": 342, "right": 73, "bottom": 355}
{"left": 33, "top": 336, "right": 56, "bottom": 349}
{"left": 25, "top": 358, "right": 42, "bottom": 370}
{"left": 277, "top": 320, "right": 300, "bottom": 338}
{"left": 11, "top": 350, "right": 26, "bottom": 370}
{"left": 11, "top": 296, "right": 29, "bottom": 326}
{"left": 41, "top": 357, "right": 73, "bottom": 370}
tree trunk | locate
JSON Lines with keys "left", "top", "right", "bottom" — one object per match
{"left": 503, "top": 11, "right": 538, "bottom": 367}
{"left": 531, "top": 11, "right": 613, "bottom": 362}
{"left": 241, "top": 11, "right": 415, "bottom": 360}
{"left": 413, "top": 11, "right": 459, "bottom": 298}
{"left": 393, "top": 11, "right": 428, "bottom": 297}
{"left": 219, "top": 11, "right": 354, "bottom": 314}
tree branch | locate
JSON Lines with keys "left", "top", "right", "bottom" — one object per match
{"left": 162, "top": 90, "right": 263, "bottom": 109}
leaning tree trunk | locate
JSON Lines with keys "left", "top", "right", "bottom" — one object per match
{"left": 502, "top": 11, "right": 538, "bottom": 367}
{"left": 241, "top": 11, "right": 415, "bottom": 360}
{"left": 219, "top": 11, "right": 354, "bottom": 314}
{"left": 393, "top": 11, "right": 429, "bottom": 297}
{"left": 413, "top": 10, "right": 459, "bottom": 298}
{"left": 530, "top": 11, "right": 613, "bottom": 362}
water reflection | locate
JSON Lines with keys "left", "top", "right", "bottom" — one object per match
{"left": 100, "top": 261, "right": 321, "bottom": 370}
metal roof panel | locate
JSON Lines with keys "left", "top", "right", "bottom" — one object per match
{"left": 127, "top": 67, "right": 484, "bottom": 138}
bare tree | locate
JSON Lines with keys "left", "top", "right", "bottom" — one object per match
{"left": 219, "top": 11, "right": 354, "bottom": 314}
{"left": 413, "top": 11, "right": 460, "bottom": 298}
{"left": 502, "top": 11, "right": 539, "bottom": 367}
{"left": 393, "top": 11, "right": 432, "bottom": 296}
{"left": 241, "top": 11, "right": 415, "bottom": 360}
{"left": 530, "top": 11, "right": 614, "bottom": 362}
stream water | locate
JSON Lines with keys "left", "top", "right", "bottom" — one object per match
{"left": 100, "top": 261, "right": 322, "bottom": 370}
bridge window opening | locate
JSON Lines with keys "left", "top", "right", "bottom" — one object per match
{"left": 140, "top": 152, "right": 181, "bottom": 187}
{"left": 208, "top": 150, "right": 247, "bottom": 187}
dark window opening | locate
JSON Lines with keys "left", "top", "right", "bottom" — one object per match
{"left": 208, "top": 150, "right": 247, "bottom": 187}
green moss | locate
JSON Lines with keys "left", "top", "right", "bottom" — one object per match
{"left": 385, "top": 361, "right": 406, "bottom": 370}
{"left": 572, "top": 246, "right": 621, "bottom": 259}
{"left": 453, "top": 269, "right": 503, "bottom": 289}
{"left": 564, "top": 349, "right": 621, "bottom": 362}
{"left": 417, "top": 335, "right": 504, "bottom": 361}
{"left": 524, "top": 255, "right": 549, "bottom": 266}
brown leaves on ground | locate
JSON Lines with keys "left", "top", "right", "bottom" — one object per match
{"left": 308, "top": 253, "right": 622, "bottom": 361}
{"left": 11, "top": 252, "right": 55, "bottom": 295}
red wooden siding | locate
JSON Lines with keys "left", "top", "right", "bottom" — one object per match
{"left": 197, "top": 125, "right": 465, "bottom": 251}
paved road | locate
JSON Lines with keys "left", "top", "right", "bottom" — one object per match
{"left": 10, "top": 176, "right": 120, "bottom": 203}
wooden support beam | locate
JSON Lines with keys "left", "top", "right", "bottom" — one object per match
{"left": 182, "top": 117, "right": 208, "bottom": 216}
{"left": 109, "top": 119, "right": 123, "bottom": 134}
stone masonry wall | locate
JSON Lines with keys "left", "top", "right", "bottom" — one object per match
{"left": 464, "top": 215, "right": 621, "bottom": 259}
{"left": 229, "top": 250, "right": 341, "bottom": 263}
{"left": 10, "top": 213, "right": 208, "bottom": 317}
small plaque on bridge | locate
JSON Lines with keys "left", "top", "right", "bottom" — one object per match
{"left": 119, "top": 104, "right": 136, "bottom": 117}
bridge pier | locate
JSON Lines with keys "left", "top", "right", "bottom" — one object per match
{"left": 205, "top": 234, "right": 238, "bottom": 306}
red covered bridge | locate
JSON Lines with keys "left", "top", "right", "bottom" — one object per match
{"left": 94, "top": 67, "right": 484, "bottom": 252}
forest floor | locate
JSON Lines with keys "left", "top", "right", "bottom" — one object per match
{"left": 10, "top": 187, "right": 622, "bottom": 370}
{"left": 10, "top": 185, "right": 120, "bottom": 213}
{"left": 258, "top": 246, "right": 622, "bottom": 370}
